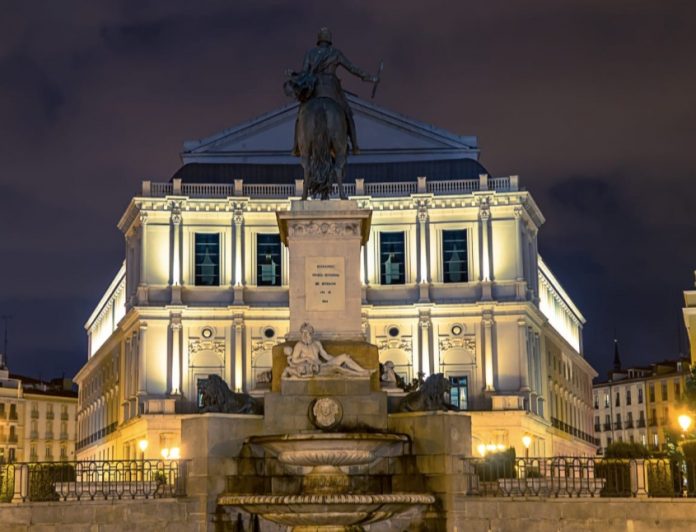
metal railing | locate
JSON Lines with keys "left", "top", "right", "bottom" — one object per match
{"left": 637, "top": 419, "right": 646, "bottom": 428}
{"left": 462, "top": 456, "right": 691, "bottom": 498}
{"left": 30, "top": 410, "right": 39, "bottom": 419}
{"left": 550, "top": 417, "right": 598, "bottom": 445}
{"left": 46, "top": 412, "right": 54, "bottom": 420}
{"left": 0, "top": 460, "right": 189, "bottom": 503}
{"left": 61, "top": 412, "right": 69, "bottom": 421}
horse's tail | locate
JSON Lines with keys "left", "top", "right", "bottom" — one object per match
{"left": 309, "top": 103, "right": 333, "bottom": 192}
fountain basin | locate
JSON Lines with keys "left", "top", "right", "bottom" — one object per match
{"left": 218, "top": 493, "right": 436, "bottom": 527}
{"left": 250, "top": 432, "right": 408, "bottom": 467}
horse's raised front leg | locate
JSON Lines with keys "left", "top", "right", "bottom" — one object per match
{"left": 301, "top": 156, "right": 309, "bottom": 200}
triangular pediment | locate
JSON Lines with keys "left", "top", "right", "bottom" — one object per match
{"left": 181, "top": 95, "right": 478, "bottom": 165}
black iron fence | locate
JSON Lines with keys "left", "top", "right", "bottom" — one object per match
{"left": 462, "top": 456, "right": 695, "bottom": 498}
{"left": 0, "top": 460, "right": 189, "bottom": 503}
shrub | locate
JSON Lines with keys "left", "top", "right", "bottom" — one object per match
{"left": 476, "top": 448, "right": 516, "bottom": 481}
{"left": 603, "top": 442, "right": 651, "bottom": 459}
{"left": 0, "top": 467, "right": 14, "bottom": 503}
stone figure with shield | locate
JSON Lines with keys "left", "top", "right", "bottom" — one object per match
{"left": 284, "top": 28, "right": 382, "bottom": 200}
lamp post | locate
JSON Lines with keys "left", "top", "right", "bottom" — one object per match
{"left": 522, "top": 435, "right": 532, "bottom": 460}
{"left": 678, "top": 414, "right": 692, "bottom": 438}
{"left": 138, "top": 439, "right": 149, "bottom": 484}
{"left": 678, "top": 414, "right": 692, "bottom": 497}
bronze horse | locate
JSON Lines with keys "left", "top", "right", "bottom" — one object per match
{"left": 296, "top": 97, "right": 348, "bottom": 200}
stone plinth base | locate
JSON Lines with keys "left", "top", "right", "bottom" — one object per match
{"left": 181, "top": 413, "right": 264, "bottom": 529}
{"left": 264, "top": 388, "right": 388, "bottom": 433}
{"left": 388, "top": 411, "right": 472, "bottom": 513}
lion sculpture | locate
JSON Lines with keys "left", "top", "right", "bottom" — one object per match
{"left": 199, "top": 374, "right": 262, "bottom": 415}
{"left": 397, "top": 373, "right": 459, "bottom": 413}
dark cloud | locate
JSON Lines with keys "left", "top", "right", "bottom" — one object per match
{"left": 1, "top": 1, "right": 695, "bottom": 380}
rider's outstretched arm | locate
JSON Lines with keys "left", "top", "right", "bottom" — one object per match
{"left": 338, "top": 52, "right": 375, "bottom": 82}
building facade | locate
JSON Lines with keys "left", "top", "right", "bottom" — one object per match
{"left": 76, "top": 96, "right": 597, "bottom": 460}
{"left": 593, "top": 354, "right": 689, "bottom": 454}
{"left": 0, "top": 355, "right": 78, "bottom": 463}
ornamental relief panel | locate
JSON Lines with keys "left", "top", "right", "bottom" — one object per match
{"left": 439, "top": 334, "right": 476, "bottom": 354}
{"left": 376, "top": 337, "right": 412, "bottom": 353}
{"left": 189, "top": 339, "right": 226, "bottom": 357}
{"left": 289, "top": 221, "right": 359, "bottom": 238}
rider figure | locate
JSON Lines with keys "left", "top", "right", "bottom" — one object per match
{"left": 290, "top": 28, "right": 377, "bottom": 156}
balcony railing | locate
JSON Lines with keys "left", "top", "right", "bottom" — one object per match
{"left": 30, "top": 431, "right": 38, "bottom": 440}
{"left": 0, "top": 459, "right": 189, "bottom": 502}
{"left": 61, "top": 412, "right": 69, "bottom": 421}
{"left": 594, "top": 424, "right": 601, "bottom": 433}
{"left": 30, "top": 410, "right": 39, "bottom": 419}
{"left": 45, "top": 432, "right": 54, "bottom": 440}
{"left": 142, "top": 174, "right": 520, "bottom": 200}
{"left": 8, "top": 434, "right": 18, "bottom": 443}
{"left": 60, "top": 432, "right": 69, "bottom": 441}
{"left": 550, "top": 417, "right": 598, "bottom": 445}
{"left": 637, "top": 419, "right": 646, "bottom": 428}
{"left": 46, "top": 412, "right": 54, "bottom": 420}
{"left": 625, "top": 420, "right": 634, "bottom": 429}
{"left": 649, "top": 418, "right": 657, "bottom": 427}
{"left": 9, "top": 411, "right": 18, "bottom": 421}
{"left": 614, "top": 422, "right": 623, "bottom": 430}
{"left": 603, "top": 422, "right": 612, "bottom": 431}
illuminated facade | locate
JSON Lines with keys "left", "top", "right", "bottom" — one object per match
{"left": 76, "top": 96, "right": 597, "bottom": 459}
{"left": 0, "top": 356, "right": 77, "bottom": 463}
{"left": 683, "top": 272, "right": 696, "bottom": 364}
{"left": 593, "top": 356, "right": 690, "bottom": 453}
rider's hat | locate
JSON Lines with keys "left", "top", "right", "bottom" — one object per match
{"left": 317, "top": 27, "right": 332, "bottom": 45}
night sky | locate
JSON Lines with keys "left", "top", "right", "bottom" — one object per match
{"left": 1, "top": 1, "right": 695, "bottom": 382}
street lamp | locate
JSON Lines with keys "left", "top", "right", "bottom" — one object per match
{"left": 138, "top": 439, "right": 149, "bottom": 459}
{"left": 161, "top": 448, "right": 170, "bottom": 460}
{"left": 522, "top": 435, "right": 532, "bottom": 459}
{"left": 679, "top": 414, "right": 692, "bottom": 437}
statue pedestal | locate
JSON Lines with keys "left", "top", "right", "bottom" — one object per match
{"left": 277, "top": 200, "right": 371, "bottom": 341}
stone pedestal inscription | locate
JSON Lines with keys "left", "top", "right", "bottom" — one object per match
{"left": 305, "top": 257, "right": 345, "bottom": 311}
{"left": 277, "top": 200, "right": 371, "bottom": 340}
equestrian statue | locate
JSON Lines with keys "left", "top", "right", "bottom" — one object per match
{"left": 284, "top": 28, "right": 381, "bottom": 200}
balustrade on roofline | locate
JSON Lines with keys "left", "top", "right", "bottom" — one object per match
{"left": 141, "top": 173, "right": 519, "bottom": 199}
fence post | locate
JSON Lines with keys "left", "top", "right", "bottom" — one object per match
{"left": 632, "top": 459, "right": 648, "bottom": 497}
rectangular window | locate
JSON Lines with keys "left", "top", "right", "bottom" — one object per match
{"left": 626, "top": 389, "right": 632, "bottom": 406}
{"left": 256, "top": 234, "right": 282, "bottom": 286}
{"left": 675, "top": 381, "right": 681, "bottom": 399}
{"left": 380, "top": 232, "right": 405, "bottom": 285}
{"left": 449, "top": 376, "right": 468, "bottom": 410}
{"left": 638, "top": 388, "right": 644, "bottom": 404}
{"left": 195, "top": 234, "right": 220, "bottom": 286}
{"left": 442, "top": 230, "right": 468, "bottom": 283}
{"left": 615, "top": 392, "right": 620, "bottom": 407}
{"left": 649, "top": 384, "right": 655, "bottom": 402}
{"left": 661, "top": 381, "right": 668, "bottom": 401}
{"left": 604, "top": 394, "right": 610, "bottom": 408}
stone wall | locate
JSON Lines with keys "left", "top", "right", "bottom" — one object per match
{"left": 447, "top": 497, "right": 696, "bottom": 532}
{"left": 0, "top": 498, "right": 200, "bottom": 532}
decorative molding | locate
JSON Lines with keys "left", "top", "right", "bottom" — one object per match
{"left": 189, "top": 339, "right": 225, "bottom": 356}
{"left": 439, "top": 334, "right": 476, "bottom": 354}
{"left": 289, "top": 221, "right": 359, "bottom": 238}
{"left": 376, "top": 337, "right": 412, "bottom": 353}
